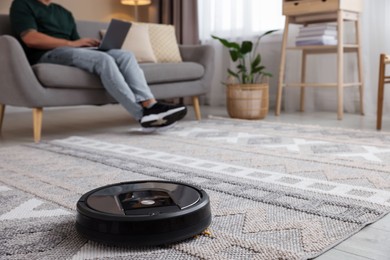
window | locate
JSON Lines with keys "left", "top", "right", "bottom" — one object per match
{"left": 198, "top": 0, "right": 285, "bottom": 41}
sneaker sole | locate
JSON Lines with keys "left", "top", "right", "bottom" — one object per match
{"left": 141, "top": 107, "right": 187, "bottom": 128}
{"left": 140, "top": 107, "right": 186, "bottom": 124}
{"left": 140, "top": 122, "right": 178, "bottom": 133}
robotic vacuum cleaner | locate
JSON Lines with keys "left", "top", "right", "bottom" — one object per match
{"left": 76, "top": 180, "right": 211, "bottom": 246}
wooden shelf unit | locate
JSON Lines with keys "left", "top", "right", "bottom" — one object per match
{"left": 276, "top": 0, "right": 364, "bottom": 120}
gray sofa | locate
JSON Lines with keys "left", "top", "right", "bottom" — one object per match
{"left": 0, "top": 14, "right": 214, "bottom": 142}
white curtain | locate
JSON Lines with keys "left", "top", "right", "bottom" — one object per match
{"left": 198, "top": 0, "right": 390, "bottom": 117}
{"left": 198, "top": 0, "right": 284, "bottom": 40}
{"left": 198, "top": 0, "right": 285, "bottom": 106}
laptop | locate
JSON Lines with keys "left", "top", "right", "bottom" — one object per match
{"left": 96, "top": 19, "right": 132, "bottom": 51}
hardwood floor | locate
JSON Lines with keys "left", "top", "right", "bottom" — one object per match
{"left": 1, "top": 104, "right": 389, "bottom": 259}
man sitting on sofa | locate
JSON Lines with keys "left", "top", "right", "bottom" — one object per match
{"left": 9, "top": 0, "right": 187, "bottom": 130}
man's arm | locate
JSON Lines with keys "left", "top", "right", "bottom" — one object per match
{"left": 21, "top": 30, "right": 100, "bottom": 49}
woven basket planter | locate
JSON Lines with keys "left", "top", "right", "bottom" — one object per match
{"left": 226, "top": 83, "right": 269, "bottom": 120}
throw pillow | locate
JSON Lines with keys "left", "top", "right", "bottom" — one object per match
{"left": 147, "top": 23, "right": 182, "bottom": 63}
{"left": 121, "top": 23, "right": 157, "bottom": 63}
{"left": 100, "top": 23, "right": 157, "bottom": 63}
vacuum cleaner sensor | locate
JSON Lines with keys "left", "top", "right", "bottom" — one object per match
{"left": 76, "top": 180, "right": 211, "bottom": 246}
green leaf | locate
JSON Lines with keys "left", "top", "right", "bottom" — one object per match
{"left": 255, "top": 30, "right": 279, "bottom": 45}
{"left": 237, "top": 64, "right": 247, "bottom": 72}
{"left": 227, "top": 69, "right": 239, "bottom": 79}
{"left": 229, "top": 50, "right": 239, "bottom": 62}
{"left": 211, "top": 35, "right": 240, "bottom": 50}
{"left": 251, "top": 55, "right": 261, "bottom": 70}
{"left": 252, "top": 68, "right": 261, "bottom": 74}
{"left": 260, "top": 29, "right": 279, "bottom": 38}
{"left": 240, "top": 41, "right": 253, "bottom": 54}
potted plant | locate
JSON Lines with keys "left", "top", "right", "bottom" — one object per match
{"left": 212, "top": 30, "right": 277, "bottom": 119}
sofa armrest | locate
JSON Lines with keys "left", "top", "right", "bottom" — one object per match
{"left": 179, "top": 45, "right": 214, "bottom": 68}
{"left": 0, "top": 35, "right": 47, "bottom": 107}
{"left": 179, "top": 45, "right": 215, "bottom": 93}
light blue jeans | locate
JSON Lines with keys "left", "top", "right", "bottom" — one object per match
{"left": 39, "top": 47, "right": 155, "bottom": 120}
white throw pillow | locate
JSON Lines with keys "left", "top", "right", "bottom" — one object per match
{"left": 121, "top": 23, "right": 157, "bottom": 63}
{"left": 147, "top": 23, "right": 182, "bottom": 63}
{"left": 100, "top": 23, "right": 157, "bottom": 63}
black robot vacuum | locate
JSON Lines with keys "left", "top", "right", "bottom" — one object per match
{"left": 76, "top": 180, "right": 211, "bottom": 246}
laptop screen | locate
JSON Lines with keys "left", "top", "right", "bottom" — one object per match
{"left": 99, "top": 19, "right": 132, "bottom": 51}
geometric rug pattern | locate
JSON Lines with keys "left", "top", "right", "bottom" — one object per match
{"left": 1, "top": 118, "right": 390, "bottom": 259}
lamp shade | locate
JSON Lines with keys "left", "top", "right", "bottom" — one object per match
{"left": 121, "top": 0, "right": 151, "bottom": 5}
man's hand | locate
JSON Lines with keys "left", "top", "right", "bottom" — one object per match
{"left": 68, "top": 38, "right": 100, "bottom": 47}
{"left": 21, "top": 30, "right": 100, "bottom": 49}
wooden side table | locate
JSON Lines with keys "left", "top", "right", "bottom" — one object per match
{"left": 276, "top": 0, "right": 364, "bottom": 120}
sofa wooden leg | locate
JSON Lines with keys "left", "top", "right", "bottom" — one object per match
{"left": 0, "top": 104, "right": 5, "bottom": 132}
{"left": 33, "top": 108, "right": 43, "bottom": 143}
{"left": 192, "top": 96, "right": 201, "bottom": 120}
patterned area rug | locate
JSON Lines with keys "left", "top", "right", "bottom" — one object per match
{"left": 1, "top": 118, "right": 390, "bottom": 260}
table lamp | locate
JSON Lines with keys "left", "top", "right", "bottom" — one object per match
{"left": 121, "top": 0, "right": 151, "bottom": 21}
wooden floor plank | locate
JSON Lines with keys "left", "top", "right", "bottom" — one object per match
{"left": 370, "top": 213, "right": 390, "bottom": 232}
{"left": 333, "top": 227, "right": 390, "bottom": 260}
{"left": 316, "top": 249, "right": 373, "bottom": 260}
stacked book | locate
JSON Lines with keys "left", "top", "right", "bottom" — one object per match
{"left": 295, "top": 23, "right": 338, "bottom": 46}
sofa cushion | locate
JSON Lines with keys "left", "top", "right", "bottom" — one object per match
{"left": 32, "top": 62, "right": 204, "bottom": 89}
{"left": 32, "top": 64, "right": 103, "bottom": 89}
{"left": 140, "top": 62, "right": 204, "bottom": 84}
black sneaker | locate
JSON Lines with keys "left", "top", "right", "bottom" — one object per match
{"left": 140, "top": 102, "right": 187, "bottom": 128}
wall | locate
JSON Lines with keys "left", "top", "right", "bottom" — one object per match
{"left": 0, "top": 0, "right": 150, "bottom": 22}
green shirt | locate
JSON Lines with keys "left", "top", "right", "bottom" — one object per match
{"left": 10, "top": 0, "right": 80, "bottom": 64}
